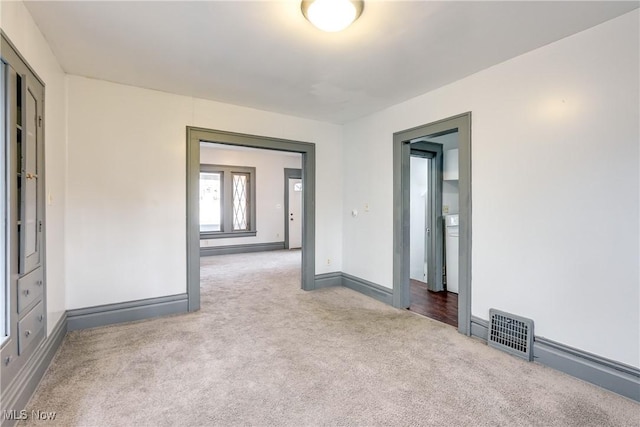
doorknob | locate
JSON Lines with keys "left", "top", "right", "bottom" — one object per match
{"left": 426, "top": 228, "right": 431, "bottom": 234}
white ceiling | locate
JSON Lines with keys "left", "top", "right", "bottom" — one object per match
{"left": 24, "top": 1, "right": 638, "bottom": 124}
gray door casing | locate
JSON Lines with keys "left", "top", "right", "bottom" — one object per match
{"left": 186, "top": 128, "right": 316, "bottom": 312}
{"left": 393, "top": 113, "right": 472, "bottom": 335}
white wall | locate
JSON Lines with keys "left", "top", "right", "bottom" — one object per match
{"left": 65, "top": 75, "right": 343, "bottom": 309}
{"left": 199, "top": 145, "right": 301, "bottom": 247}
{"left": 442, "top": 181, "right": 459, "bottom": 215}
{"left": 430, "top": 133, "right": 459, "bottom": 214}
{"left": 343, "top": 11, "right": 639, "bottom": 367}
{"left": 1, "top": 1, "right": 67, "bottom": 334}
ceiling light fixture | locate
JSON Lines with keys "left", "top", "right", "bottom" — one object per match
{"left": 301, "top": 0, "right": 364, "bottom": 33}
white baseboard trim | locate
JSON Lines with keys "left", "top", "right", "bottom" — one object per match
{"left": 470, "top": 315, "right": 639, "bottom": 401}
{"left": 1, "top": 313, "right": 67, "bottom": 427}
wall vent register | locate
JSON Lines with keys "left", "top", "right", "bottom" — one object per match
{"left": 488, "top": 309, "right": 534, "bottom": 361}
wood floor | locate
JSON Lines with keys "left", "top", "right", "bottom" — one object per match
{"left": 409, "top": 279, "right": 458, "bottom": 327}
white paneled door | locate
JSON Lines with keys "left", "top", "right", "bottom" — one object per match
{"left": 288, "top": 178, "right": 302, "bottom": 249}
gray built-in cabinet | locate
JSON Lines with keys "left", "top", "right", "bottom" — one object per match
{"left": 1, "top": 33, "right": 47, "bottom": 392}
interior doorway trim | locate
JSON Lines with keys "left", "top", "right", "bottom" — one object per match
{"left": 283, "top": 168, "right": 302, "bottom": 249}
{"left": 186, "top": 127, "right": 316, "bottom": 312}
{"left": 392, "top": 113, "right": 472, "bottom": 335}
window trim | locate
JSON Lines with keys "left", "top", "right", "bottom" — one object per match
{"left": 199, "top": 164, "right": 256, "bottom": 239}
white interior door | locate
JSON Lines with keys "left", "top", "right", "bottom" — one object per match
{"left": 410, "top": 157, "right": 428, "bottom": 282}
{"left": 424, "top": 160, "right": 430, "bottom": 279}
{"left": 288, "top": 178, "right": 302, "bottom": 249}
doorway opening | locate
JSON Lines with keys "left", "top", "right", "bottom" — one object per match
{"left": 186, "top": 127, "right": 316, "bottom": 312}
{"left": 393, "top": 113, "right": 471, "bottom": 335}
{"left": 409, "top": 136, "right": 458, "bottom": 327}
{"left": 197, "top": 143, "right": 304, "bottom": 301}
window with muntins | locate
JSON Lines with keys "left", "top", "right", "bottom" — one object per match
{"left": 200, "top": 165, "right": 256, "bottom": 238}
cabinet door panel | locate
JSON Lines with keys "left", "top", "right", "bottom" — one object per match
{"left": 20, "top": 77, "right": 41, "bottom": 274}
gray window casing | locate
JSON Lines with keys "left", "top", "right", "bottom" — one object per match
{"left": 199, "top": 164, "right": 257, "bottom": 239}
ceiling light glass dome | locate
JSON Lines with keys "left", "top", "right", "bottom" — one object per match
{"left": 301, "top": 0, "right": 364, "bottom": 32}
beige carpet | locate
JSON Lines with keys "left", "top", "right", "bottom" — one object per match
{"left": 21, "top": 250, "right": 639, "bottom": 426}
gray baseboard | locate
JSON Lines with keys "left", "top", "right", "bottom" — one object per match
{"left": 200, "top": 241, "right": 285, "bottom": 257}
{"left": 470, "top": 315, "right": 639, "bottom": 401}
{"left": 67, "top": 294, "right": 188, "bottom": 331}
{"left": 314, "top": 272, "right": 343, "bottom": 289}
{"left": 470, "top": 315, "right": 489, "bottom": 340}
{"left": 313, "top": 272, "right": 393, "bottom": 305}
{"left": 534, "top": 337, "right": 639, "bottom": 402}
{"left": 341, "top": 273, "right": 393, "bottom": 305}
{"left": 1, "top": 313, "right": 67, "bottom": 427}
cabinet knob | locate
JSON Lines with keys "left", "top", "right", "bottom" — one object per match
{"left": 36, "top": 280, "right": 43, "bottom": 286}
{"left": 4, "top": 356, "right": 12, "bottom": 366}
{"left": 38, "top": 315, "right": 44, "bottom": 322}
{"left": 23, "top": 289, "right": 30, "bottom": 296}
{"left": 25, "top": 330, "right": 31, "bottom": 337}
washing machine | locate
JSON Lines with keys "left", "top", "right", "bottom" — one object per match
{"left": 445, "top": 214, "right": 459, "bottom": 294}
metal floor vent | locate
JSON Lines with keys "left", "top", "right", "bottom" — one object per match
{"left": 488, "top": 309, "right": 534, "bottom": 361}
